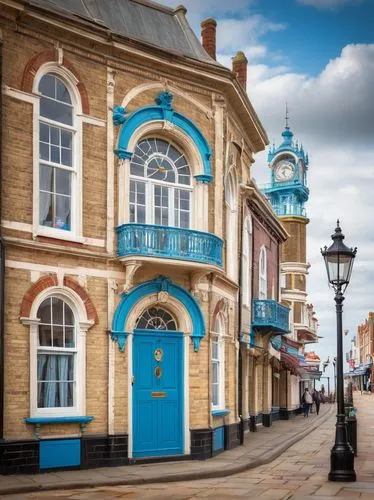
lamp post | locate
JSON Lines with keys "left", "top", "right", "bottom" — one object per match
{"left": 321, "top": 220, "right": 357, "bottom": 482}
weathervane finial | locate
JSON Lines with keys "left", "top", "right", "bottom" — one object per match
{"left": 285, "top": 102, "right": 289, "bottom": 129}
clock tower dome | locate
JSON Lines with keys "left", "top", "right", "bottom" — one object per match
{"left": 262, "top": 114, "right": 309, "bottom": 218}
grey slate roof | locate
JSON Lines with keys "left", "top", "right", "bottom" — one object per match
{"left": 27, "top": 0, "right": 218, "bottom": 64}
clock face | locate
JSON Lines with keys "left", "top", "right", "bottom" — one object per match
{"left": 275, "top": 160, "right": 295, "bottom": 181}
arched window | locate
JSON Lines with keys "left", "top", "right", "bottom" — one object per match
{"left": 242, "top": 216, "right": 252, "bottom": 307}
{"left": 212, "top": 314, "right": 225, "bottom": 410}
{"left": 37, "top": 72, "right": 80, "bottom": 235}
{"left": 259, "top": 246, "right": 267, "bottom": 299}
{"left": 136, "top": 307, "right": 177, "bottom": 330}
{"left": 130, "top": 138, "right": 192, "bottom": 228}
{"left": 225, "top": 170, "right": 238, "bottom": 280}
{"left": 36, "top": 296, "right": 79, "bottom": 412}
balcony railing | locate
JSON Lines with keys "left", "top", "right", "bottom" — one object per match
{"left": 116, "top": 223, "right": 223, "bottom": 267}
{"left": 252, "top": 300, "right": 290, "bottom": 333}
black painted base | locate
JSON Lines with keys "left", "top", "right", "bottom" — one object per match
{"left": 0, "top": 425, "right": 244, "bottom": 473}
{"left": 328, "top": 445, "right": 356, "bottom": 482}
{"left": 279, "top": 408, "right": 297, "bottom": 420}
{"left": 190, "top": 428, "right": 213, "bottom": 460}
{"left": 249, "top": 415, "right": 257, "bottom": 432}
{"left": 224, "top": 422, "right": 241, "bottom": 450}
{"left": 0, "top": 439, "right": 39, "bottom": 475}
{"left": 262, "top": 413, "right": 272, "bottom": 427}
{"left": 82, "top": 434, "right": 128, "bottom": 469}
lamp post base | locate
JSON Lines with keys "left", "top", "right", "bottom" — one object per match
{"left": 328, "top": 443, "right": 356, "bottom": 482}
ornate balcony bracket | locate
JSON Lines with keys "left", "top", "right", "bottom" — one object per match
{"left": 122, "top": 261, "right": 142, "bottom": 295}
{"left": 110, "top": 330, "right": 130, "bottom": 352}
{"left": 191, "top": 270, "right": 211, "bottom": 296}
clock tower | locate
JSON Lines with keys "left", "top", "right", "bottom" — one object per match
{"left": 262, "top": 118, "right": 309, "bottom": 218}
{"left": 262, "top": 114, "right": 318, "bottom": 347}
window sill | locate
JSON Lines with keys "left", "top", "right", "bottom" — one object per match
{"left": 36, "top": 227, "right": 85, "bottom": 244}
{"left": 25, "top": 416, "right": 94, "bottom": 438}
{"left": 211, "top": 409, "right": 230, "bottom": 417}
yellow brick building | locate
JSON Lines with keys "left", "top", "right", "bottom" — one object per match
{"left": 0, "top": 0, "right": 281, "bottom": 473}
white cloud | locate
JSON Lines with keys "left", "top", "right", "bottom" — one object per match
{"left": 161, "top": 0, "right": 285, "bottom": 64}
{"left": 216, "top": 16, "right": 286, "bottom": 55}
{"left": 297, "top": 0, "right": 363, "bottom": 8}
{"left": 158, "top": 1, "right": 373, "bottom": 374}
{"left": 250, "top": 43, "right": 374, "bottom": 370}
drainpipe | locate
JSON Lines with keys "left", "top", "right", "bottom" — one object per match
{"left": 0, "top": 40, "right": 4, "bottom": 439}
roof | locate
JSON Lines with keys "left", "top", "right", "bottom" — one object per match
{"left": 26, "top": 0, "right": 218, "bottom": 65}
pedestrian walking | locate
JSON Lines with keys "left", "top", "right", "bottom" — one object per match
{"left": 313, "top": 389, "right": 321, "bottom": 415}
{"left": 302, "top": 388, "right": 313, "bottom": 418}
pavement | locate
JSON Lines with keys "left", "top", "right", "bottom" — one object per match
{"left": 0, "top": 403, "right": 335, "bottom": 497}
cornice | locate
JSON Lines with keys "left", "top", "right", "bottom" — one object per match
{"left": 4, "top": 235, "right": 113, "bottom": 261}
{"left": 280, "top": 215, "right": 310, "bottom": 224}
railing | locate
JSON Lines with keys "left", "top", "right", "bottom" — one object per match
{"left": 116, "top": 223, "right": 223, "bottom": 267}
{"left": 252, "top": 299, "right": 290, "bottom": 333}
{"left": 261, "top": 180, "right": 306, "bottom": 190}
{"left": 272, "top": 206, "right": 307, "bottom": 217}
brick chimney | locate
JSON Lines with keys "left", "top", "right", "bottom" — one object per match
{"left": 232, "top": 51, "right": 248, "bottom": 90}
{"left": 201, "top": 18, "right": 217, "bottom": 60}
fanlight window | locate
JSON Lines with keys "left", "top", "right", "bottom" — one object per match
{"left": 38, "top": 73, "right": 75, "bottom": 232}
{"left": 37, "top": 297, "right": 76, "bottom": 408}
{"left": 136, "top": 307, "right": 177, "bottom": 330}
{"left": 130, "top": 139, "right": 192, "bottom": 228}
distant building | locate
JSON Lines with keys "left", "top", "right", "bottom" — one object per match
{"left": 346, "top": 313, "right": 374, "bottom": 391}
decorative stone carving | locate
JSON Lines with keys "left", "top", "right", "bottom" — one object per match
{"left": 107, "top": 69, "right": 116, "bottom": 95}
{"left": 110, "top": 330, "right": 129, "bottom": 352}
{"left": 155, "top": 91, "right": 173, "bottom": 110}
{"left": 162, "top": 120, "right": 175, "bottom": 132}
{"left": 157, "top": 291, "right": 169, "bottom": 303}
{"left": 191, "top": 270, "right": 210, "bottom": 295}
{"left": 112, "top": 105, "right": 127, "bottom": 126}
{"left": 78, "top": 275, "right": 87, "bottom": 289}
{"left": 122, "top": 261, "right": 142, "bottom": 294}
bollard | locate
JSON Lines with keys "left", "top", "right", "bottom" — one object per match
{"left": 346, "top": 416, "right": 357, "bottom": 456}
{"left": 249, "top": 415, "right": 257, "bottom": 432}
{"left": 239, "top": 416, "right": 244, "bottom": 445}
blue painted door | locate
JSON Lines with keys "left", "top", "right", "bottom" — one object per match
{"left": 132, "top": 329, "right": 184, "bottom": 457}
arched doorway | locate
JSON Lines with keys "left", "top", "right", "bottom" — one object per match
{"left": 132, "top": 306, "right": 184, "bottom": 458}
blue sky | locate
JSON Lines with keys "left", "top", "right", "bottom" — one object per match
{"left": 229, "top": 0, "right": 374, "bottom": 75}
{"left": 161, "top": 0, "right": 374, "bottom": 384}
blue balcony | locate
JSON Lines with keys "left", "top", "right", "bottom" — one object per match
{"left": 116, "top": 223, "right": 223, "bottom": 268}
{"left": 252, "top": 300, "right": 290, "bottom": 334}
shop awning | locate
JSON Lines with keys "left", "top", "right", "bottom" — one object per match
{"left": 280, "top": 350, "right": 300, "bottom": 376}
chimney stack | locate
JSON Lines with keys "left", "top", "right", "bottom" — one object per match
{"left": 201, "top": 18, "right": 217, "bottom": 60}
{"left": 232, "top": 51, "right": 248, "bottom": 90}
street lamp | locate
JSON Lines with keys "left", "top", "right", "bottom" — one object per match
{"left": 321, "top": 220, "right": 357, "bottom": 482}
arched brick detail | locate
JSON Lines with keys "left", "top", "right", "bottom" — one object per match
{"left": 21, "top": 50, "right": 90, "bottom": 114}
{"left": 20, "top": 274, "right": 58, "bottom": 318}
{"left": 211, "top": 298, "right": 226, "bottom": 330}
{"left": 63, "top": 276, "right": 99, "bottom": 324}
